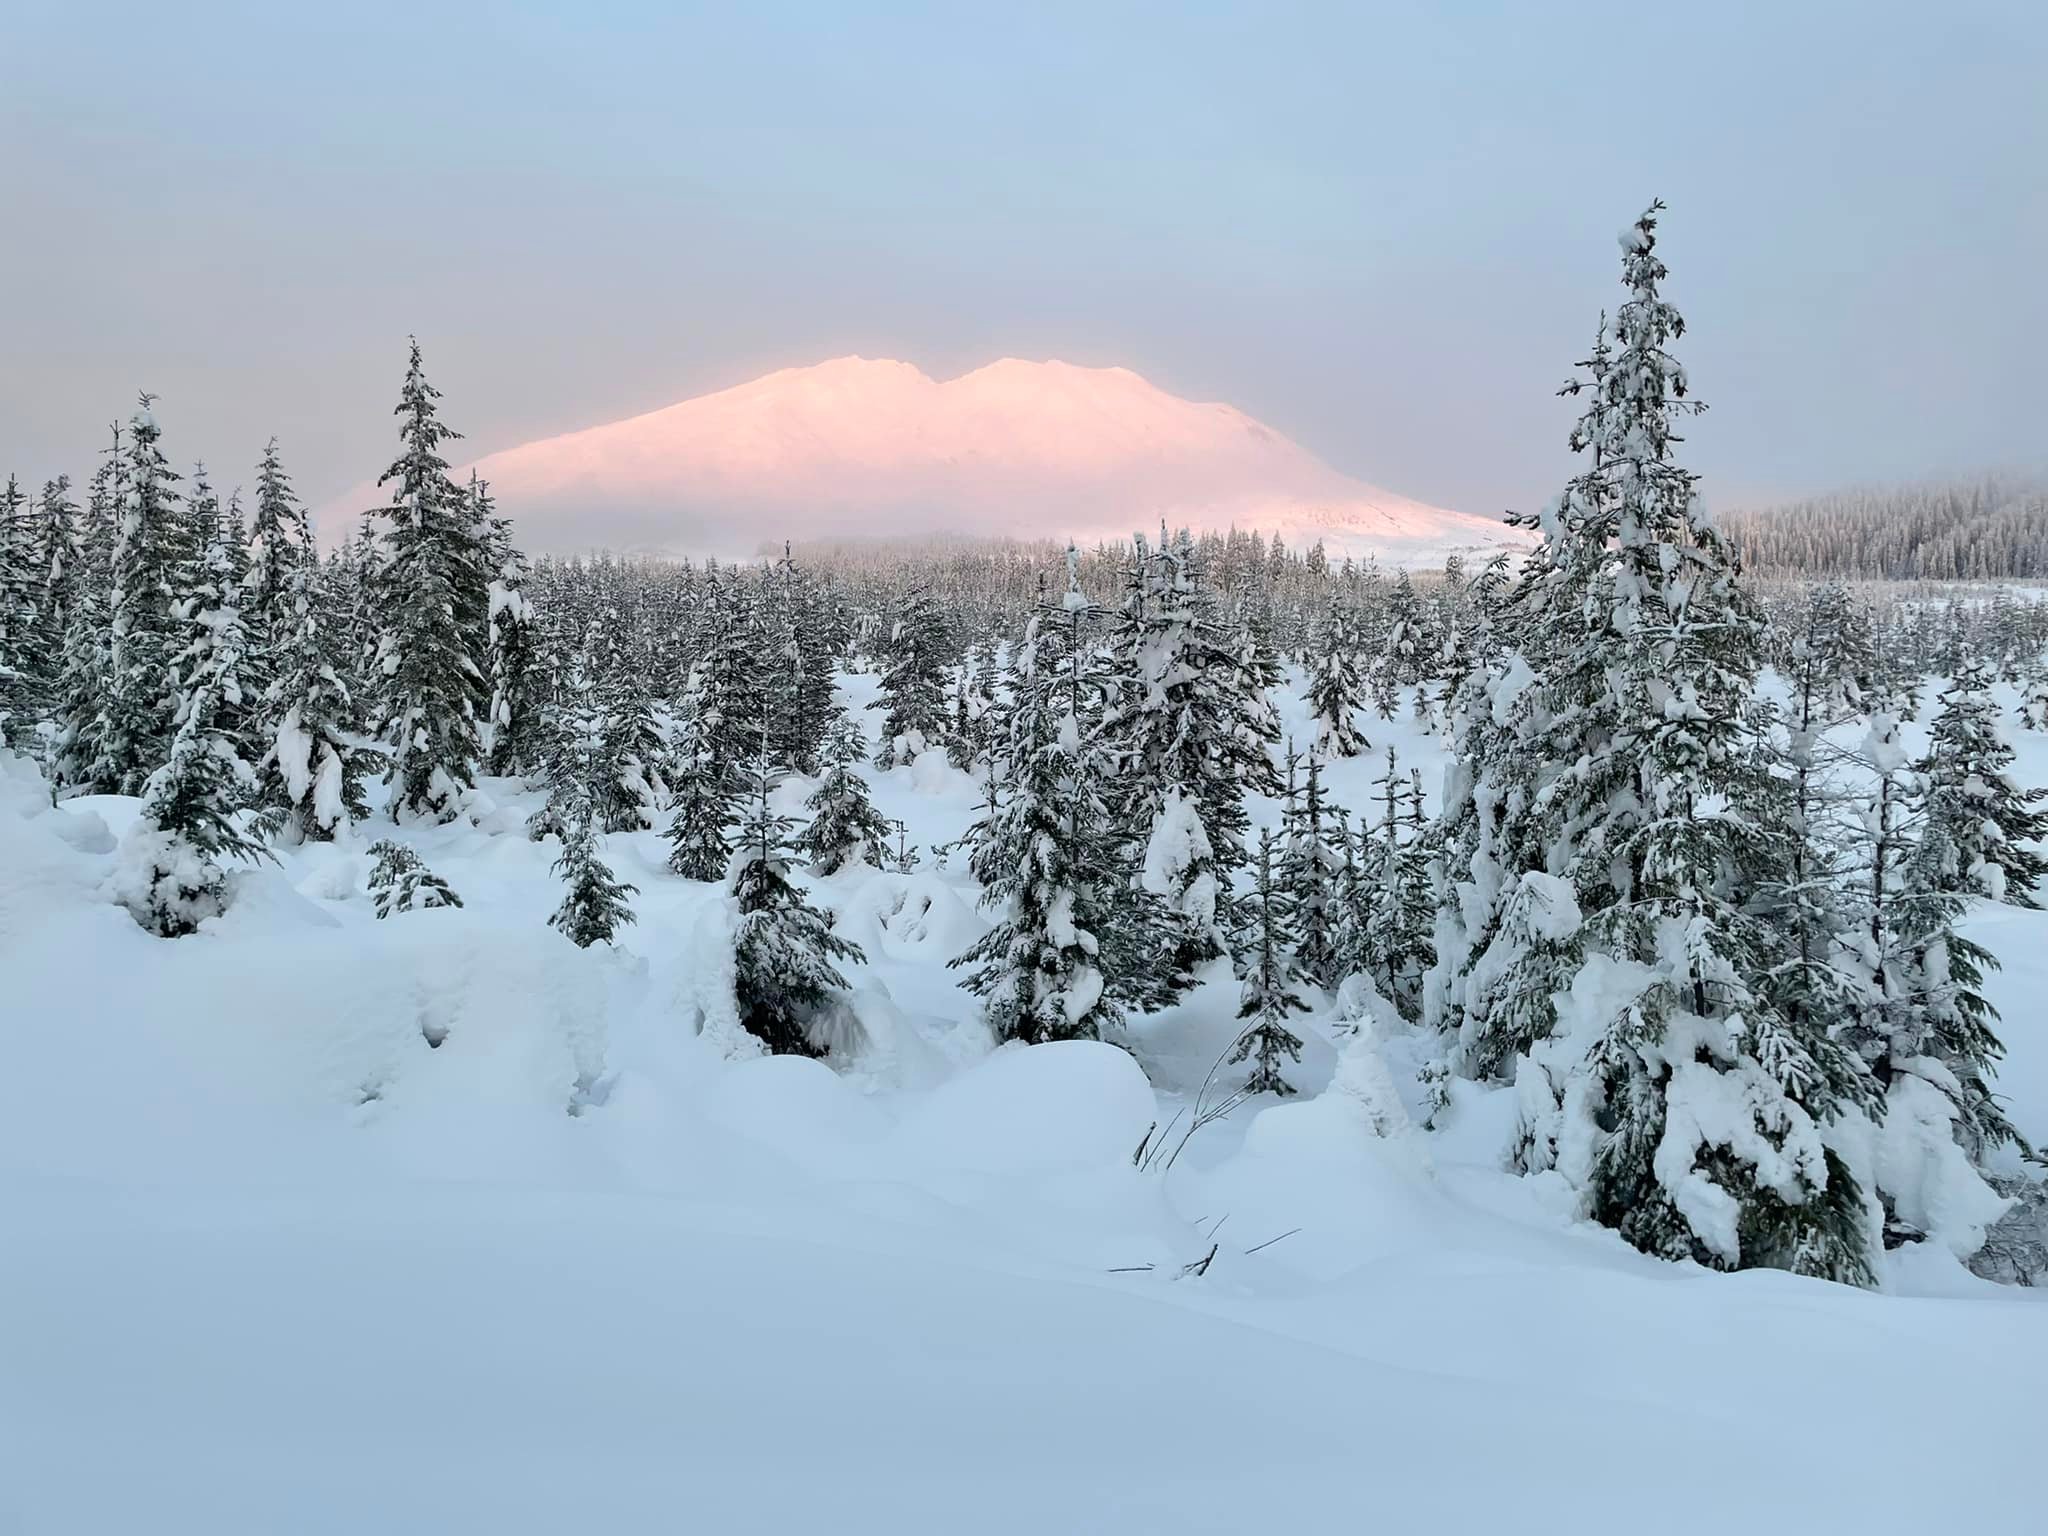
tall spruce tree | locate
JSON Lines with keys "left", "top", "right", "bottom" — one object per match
{"left": 368, "top": 339, "right": 486, "bottom": 821}
{"left": 51, "top": 436, "right": 120, "bottom": 791}
{"left": 870, "top": 582, "right": 952, "bottom": 768}
{"left": 98, "top": 397, "right": 183, "bottom": 794}
{"left": 1840, "top": 710, "right": 2018, "bottom": 1250}
{"left": 1355, "top": 745, "right": 1434, "bottom": 1020}
{"left": 951, "top": 610, "right": 1120, "bottom": 1045}
{"left": 0, "top": 475, "right": 37, "bottom": 748}
{"left": 1748, "top": 584, "right": 1875, "bottom": 1050}
{"left": 947, "top": 643, "right": 1002, "bottom": 772}
{"left": 690, "top": 569, "right": 766, "bottom": 776}
{"left": 766, "top": 542, "right": 838, "bottom": 774}
{"left": 245, "top": 438, "right": 309, "bottom": 654}
{"left": 1384, "top": 570, "right": 1427, "bottom": 689}
{"left": 482, "top": 502, "right": 545, "bottom": 776}
{"left": 17, "top": 476, "right": 81, "bottom": 755}
{"left": 1050, "top": 545, "right": 1184, "bottom": 1016}
{"left": 1507, "top": 204, "right": 1880, "bottom": 1283}
{"left": 664, "top": 666, "right": 740, "bottom": 881}
{"left": 1307, "top": 598, "right": 1369, "bottom": 758}
{"left": 530, "top": 635, "right": 609, "bottom": 838}
{"left": 217, "top": 487, "right": 251, "bottom": 597}
{"left": 594, "top": 610, "right": 670, "bottom": 832}
{"left": 255, "top": 559, "right": 373, "bottom": 843}
{"left": 527, "top": 636, "right": 639, "bottom": 944}
{"left": 113, "top": 528, "right": 268, "bottom": 935}
{"left": 1103, "top": 530, "right": 1279, "bottom": 981}
{"left": 1277, "top": 748, "right": 1343, "bottom": 988}
{"left": 183, "top": 466, "right": 254, "bottom": 754}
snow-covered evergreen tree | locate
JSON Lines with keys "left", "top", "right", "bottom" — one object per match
{"left": 1229, "top": 830, "right": 1309, "bottom": 1096}
{"left": 0, "top": 475, "right": 38, "bottom": 748}
{"left": 1353, "top": 745, "right": 1434, "bottom": 1020}
{"left": 182, "top": 466, "right": 254, "bottom": 754}
{"left": 595, "top": 623, "right": 670, "bottom": 832}
{"left": 50, "top": 438, "right": 120, "bottom": 792}
{"left": 2020, "top": 661, "right": 2048, "bottom": 733}
{"left": 1450, "top": 871, "right": 1584, "bottom": 1087}
{"left": 366, "top": 839, "right": 462, "bottom": 917}
{"left": 1466, "top": 552, "right": 1515, "bottom": 667}
{"left": 885, "top": 818, "right": 921, "bottom": 874}
{"left": 798, "top": 717, "right": 891, "bottom": 875}
{"left": 951, "top": 610, "right": 1120, "bottom": 1045}
{"left": 181, "top": 464, "right": 220, "bottom": 590}
{"left": 1917, "top": 660, "right": 2048, "bottom": 906}
{"left": 1363, "top": 655, "right": 1395, "bottom": 723}
{"left": 1383, "top": 570, "right": 1430, "bottom": 703}
{"left": 1428, "top": 651, "right": 1549, "bottom": 1070}
{"left": 255, "top": 560, "right": 373, "bottom": 843}
{"left": 1840, "top": 710, "right": 2018, "bottom": 1252}
{"left": 1306, "top": 599, "right": 1368, "bottom": 758}
{"left": 664, "top": 669, "right": 739, "bottom": 881}
{"left": 217, "top": 487, "right": 251, "bottom": 598}
{"left": 728, "top": 742, "right": 866, "bottom": 1055}
{"left": 947, "top": 642, "right": 1002, "bottom": 771}
{"left": 98, "top": 397, "right": 183, "bottom": 795}
{"left": 1277, "top": 748, "right": 1343, "bottom": 988}
{"left": 113, "top": 529, "right": 268, "bottom": 936}
{"left": 1103, "top": 530, "right": 1278, "bottom": 980}
{"left": 482, "top": 506, "right": 545, "bottom": 777}
{"left": 368, "top": 339, "right": 486, "bottom": 821}
{"left": 1508, "top": 204, "right": 1880, "bottom": 1283}
{"left": 765, "top": 542, "right": 838, "bottom": 775}
{"left": 318, "top": 516, "right": 380, "bottom": 713}
{"left": 689, "top": 568, "right": 765, "bottom": 776}
{"left": 870, "top": 582, "right": 952, "bottom": 768}
{"left": 245, "top": 437, "right": 310, "bottom": 654}
{"left": 9, "top": 476, "right": 81, "bottom": 757}
{"left": 1748, "top": 584, "right": 1875, "bottom": 1049}
{"left": 549, "top": 811, "right": 638, "bottom": 947}
{"left": 530, "top": 636, "right": 612, "bottom": 836}
{"left": 1043, "top": 545, "right": 1186, "bottom": 1016}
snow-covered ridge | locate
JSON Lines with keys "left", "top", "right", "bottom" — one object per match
{"left": 366, "top": 357, "right": 1530, "bottom": 566}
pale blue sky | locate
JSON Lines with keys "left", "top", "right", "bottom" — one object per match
{"left": 3, "top": 0, "right": 2043, "bottom": 516}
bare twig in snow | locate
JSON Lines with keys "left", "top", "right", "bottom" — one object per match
{"left": 1131, "top": 1120, "right": 1157, "bottom": 1168}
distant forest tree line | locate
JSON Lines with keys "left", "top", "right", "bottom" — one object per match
{"left": 1719, "top": 472, "right": 2048, "bottom": 581}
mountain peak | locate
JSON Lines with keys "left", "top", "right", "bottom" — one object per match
{"left": 385, "top": 357, "right": 1530, "bottom": 565}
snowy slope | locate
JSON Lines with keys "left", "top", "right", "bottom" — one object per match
{"left": 4, "top": 678, "right": 2046, "bottom": 1534}
{"left": 324, "top": 358, "right": 1530, "bottom": 568}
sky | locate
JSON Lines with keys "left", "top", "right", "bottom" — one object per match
{"left": 3, "top": 0, "right": 2044, "bottom": 521}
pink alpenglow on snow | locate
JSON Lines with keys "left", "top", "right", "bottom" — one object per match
{"left": 350, "top": 358, "right": 1532, "bottom": 566}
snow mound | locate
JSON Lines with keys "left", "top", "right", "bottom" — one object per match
{"left": 888, "top": 1041, "right": 1157, "bottom": 1175}
{"left": 0, "top": 750, "right": 110, "bottom": 938}
{"left": 703, "top": 1053, "right": 889, "bottom": 1178}
{"left": 1873, "top": 1074, "right": 2014, "bottom": 1257}
{"left": 831, "top": 871, "right": 984, "bottom": 957}
{"left": 1195, "top": 1022, "right": 1438, "bottom": 1281}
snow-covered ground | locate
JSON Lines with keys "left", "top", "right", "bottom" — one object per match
{"left": 5, "top": 673, "right": 2046, "bottom": 1534}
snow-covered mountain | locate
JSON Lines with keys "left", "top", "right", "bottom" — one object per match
{"left": 439, "top": 357, "right": 1528, "bottom": 566}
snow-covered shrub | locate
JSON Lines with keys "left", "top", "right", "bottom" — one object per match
{"left": 367, "top": 839, "right": 462, "bottom": 918}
